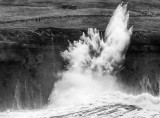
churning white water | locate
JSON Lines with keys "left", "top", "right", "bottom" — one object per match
{"left": 1, "top": 4, "right": 160, "bottom": 118}
{"left": 48, "top": 3, "right": 132, "bottom": 107}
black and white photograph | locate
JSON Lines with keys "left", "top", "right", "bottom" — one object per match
{"left": 0, "top": 0, "right": 159, "bottom": 118}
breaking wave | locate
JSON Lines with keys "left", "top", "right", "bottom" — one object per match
{"left": 48, "top": 3, "right": 133, "bottom": 107}
{"left": 1, "top": 3, "right": 160, "bottom": 118}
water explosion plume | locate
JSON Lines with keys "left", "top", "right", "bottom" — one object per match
{"left": 49, "top": 4, "right": 133, "bottom": 107}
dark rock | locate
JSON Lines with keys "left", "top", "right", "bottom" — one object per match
{"left": 62, "top": 5, "right": 77, "bottom": 10}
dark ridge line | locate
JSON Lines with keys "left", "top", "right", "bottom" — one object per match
{"left": 0, "top": 13, "right": 160, "bottom": 24}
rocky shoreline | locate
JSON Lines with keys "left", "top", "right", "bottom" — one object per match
{"left": 0, "top": 25, "right": 159, "bottom": 110}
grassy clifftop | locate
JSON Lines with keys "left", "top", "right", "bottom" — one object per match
{"left": 0, "top": 0, "right": 160, "bottom": 20}
{"left": 0, "top": 0, "right": 159, "bottom": 46}
{"left": 0, "top": 0, "right": 159, "bottom": 31}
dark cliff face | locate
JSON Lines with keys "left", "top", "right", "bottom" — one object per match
{"left": 0, "top": 45, "right": 60, "bottom": 110}
{"left": 119, "top": 52, "right": 160, "bottom": 96}
{"left": 0, "top": 28, "right": 86, "bottom": 110}
{"left": 0, "top": 27, "right": 160, "bottom": 110}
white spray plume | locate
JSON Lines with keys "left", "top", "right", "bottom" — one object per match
{"left": 49, "top": 4, "right": 133, "bottom": 107}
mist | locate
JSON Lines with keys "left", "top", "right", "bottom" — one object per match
{"left": 48, "top": 4, "right": 133, "bottom": 107}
